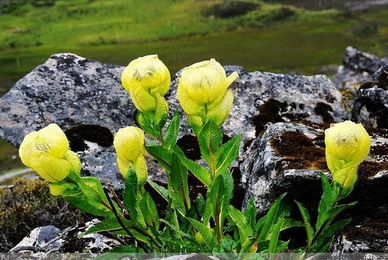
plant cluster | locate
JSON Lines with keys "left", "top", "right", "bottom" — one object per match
{"left": 18, "top": 54, "right": 371, "bottom": 257}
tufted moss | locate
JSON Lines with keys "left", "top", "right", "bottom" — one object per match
{"left": 0, "top": 178, "right": 84, "bottom": 251}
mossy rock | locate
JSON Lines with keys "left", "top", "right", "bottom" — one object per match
{"left": 202, "top": 0, "right": 259, "bottom": 19}
{"left": 0, "top": 178, "right": 84, "bottom": 251}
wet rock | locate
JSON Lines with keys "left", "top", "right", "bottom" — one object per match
{"left": 352, "top": 64, "right": 388, "bottom": 129}
{"left": 10, "top": 220, "right": 120, "bottom": 257}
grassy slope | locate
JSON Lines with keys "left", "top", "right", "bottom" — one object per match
{"left": 0, "top": 0, "right": 388, "bottom": 175}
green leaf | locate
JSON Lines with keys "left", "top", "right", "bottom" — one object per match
{"left": 320, "top": 201, "right": 357, "bottom": 227}
{"left": 310, "top": 219, "right": 351, "bottom": 252}
{"left": 123, "top": 168, "right": 138, "bottom": 222}
{"left": 257, "top": 193, "right": 287, "bottom": 241}
{"left": 95, "top": 245, "right": 140, "bottom": 260}
{"left": 136, "top": 111, "right": 156, "bottom": 138}
{"left": 170, "top": 153, "right": 190, "bottom": 213}
{"left": 187, "top": 218, "right": 217, "bottom": 251}
{"left": 173, "top": 147, "right": 211, "bottom": 187}
{"left": 316, "top": 173, "right": 334, "bottom": 230}
{"left": 295, "top": 201, "right": 314, "bottom": 250}
{"left": 228, "top": 205, "right": 253, "bottom": 239}
{"left": 82, "top": 218, "right": 132, "bottom": 236}
{"left": 269, "top": 218, "right": 284, "bottom": 253}
{"left": 147, "top": 180, "right": 168, "bottom": 202}
{"left": 139, "top": 193, "right": 160, "bottom": 229}
{"left": 146, "top": 145, "right": 172, "bottom": 172}
{"left": 281, "top": 218, "right": 304, "bottom": 231}
{"left": 198, "top": 121, "right": 223, "bottom": 163}
{"left": 244, "top": 197, "right": 257, "bottom": 230}
{"left": 76, "top": 177, "right": 115, "bottom": 217}
{"left": 216, "top": 135, "right": 241, "bottom": 174}
{"left": 165, "top": 111, "right": 180, "bottom": 149}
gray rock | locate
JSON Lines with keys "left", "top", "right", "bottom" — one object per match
{"left": 0, "top": 53, "right": 136, "bottom": 188}
{"left": 10, "top": 220, "right": 120, "bottom": 257}
{"left": 241, "top": 122, "right": 328, "bottom": 213}
{"left": 352, "top": 63, "right": 388, "bottom": 129}
{"left": 168, "top": 66, "right": 346, "bottom": 155}
{"left": 242, "top": 122, "right": 388, "bottom": 252}
{"left": 242, "top": 121, "right": 388, "bottom": 212}
{"left": 333, "top": 46, "right": 388, "bottom": 111}
{"left": 333, "top": 46, "right": 387, "bottom": 92}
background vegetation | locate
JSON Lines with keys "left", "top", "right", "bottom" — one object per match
{"left": 0, "top": 0, "right": 387, "bottom": 178}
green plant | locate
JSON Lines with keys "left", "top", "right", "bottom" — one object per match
{"left": 18, "top": 56, "right": 370, "bottom": 257}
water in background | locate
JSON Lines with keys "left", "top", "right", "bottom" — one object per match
{"left": 267, "top": 0, "right": 388, "bottom": 11}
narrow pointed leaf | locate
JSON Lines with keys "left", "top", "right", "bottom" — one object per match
{"left": 165, "top": 111, "right": 180, "bottom": 149}
{"left": 216, "top": 135, "right": 241, "bottom": 174}
{"left": 295, "top": 201, "right": 314, "bottom": 250}
{"left": 146, "top": 145, "right": 172, "bottom": 172}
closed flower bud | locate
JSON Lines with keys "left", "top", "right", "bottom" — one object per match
{"left": 114, "top": 126, "right": 148, "bottom": 184}
{"left": 177, "top": 59, "right": 238, "bottom": 126}
{"left": 19, "top": 124, "right": 81, "bottom": 182}
{"left": 325, "top": 121, "right": 371, "bottom": 189}
{"left": 121, "top": 54, "right": 171, "bottom": 112}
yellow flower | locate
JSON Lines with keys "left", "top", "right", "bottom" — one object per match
{"left": 177, "top": 59, "right": 238, "bottom": 126}
{"left": 325, "top": 121, "right": 370, "bottom": 189}
{"left": 121, "top": 54, "right": 171, "bottom": 112}
{"left": 113, "top": 126, "right": 148, "bottom": 184}
{"left": 19, "top": 124, "right": 81, "bottom": 182}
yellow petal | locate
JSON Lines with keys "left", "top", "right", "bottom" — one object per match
{"left": 177, "top": 81, "right": 205, "bottom": 116}
{"left": 65, "top": 150, "right": 81, "bottom": 174}
{"left": 36, "top": 124, "right": 69, "bottom": 157}
{"left": 332, "top": 162, "right": 358, "bottom": 191}
{"left": 29, "top": 152, "right": 72, "bottom": 182}
{"left": 117, "top": 156, "right": 133, "bottom": 178}
{"left": 205, "top": 89, "right": 234, "bottom": 126}
{"left": 121, "top": 54, "right": 171, "bottom": 111}
{"left": 134, "top": 155, "right": 148, "bottom": 184}
{"left": 19, "top": 131, "right": 39, "bottom": 166}
{"left": 129, "top": 82, "right": 156, "bottom": 112}
{"left": 114, "top": 126, "right": 146, "bottom": 178}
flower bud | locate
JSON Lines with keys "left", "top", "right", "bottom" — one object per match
{"left": 177, "top": 59, "right": 238, "bottom": 126}
{"left": 325, "top": 121, "right": 370, "bottom": 189}
{"left": 113, "top": 126, "right": 148, "bottom": 184}
{"left": 19, "top": 124, "right": 81, "bottom": 182}
{"left": 121, "top": 54, "right": 171, "bottom": 112}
